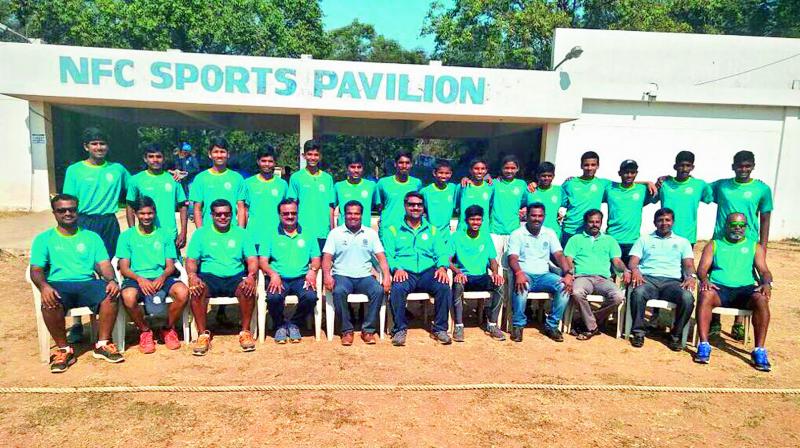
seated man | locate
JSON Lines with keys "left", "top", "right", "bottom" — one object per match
{"left": 259, "top": 198, "right": 321, "bottom": 344}
{"left": 29, "top": 194, "right": 124, "bottom": 373}
{"left": 117, "top": 196, "right": 190, "bottom": 353}
{"left": 627, "top": 208, "right": 695, "bottom": 351}
{"left": 563, "top": 209, "right": 630, "bottom": 340}
{"left": 322, "top": 201, "right": 392, "bottom": 346}
{"left": 450, "top": 205, "right": 505, "bottom": 342}
{"left": 383, "top": 191, "right": 453, "bottom": 346}
{"left": 186, "top": 199, "right": 258, "bottom": 356}
{"left": 695, "top": 212, "right": 773, "bottom": 371}
{"left": 507, "top": 202, "right": 571, "bottom": 343}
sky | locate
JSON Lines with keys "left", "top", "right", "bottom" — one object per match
{"left": 321, "top": 0, "right": 453, "bottom": 54}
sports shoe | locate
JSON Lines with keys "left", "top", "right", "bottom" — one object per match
{"left": 360, "top": 332, "right": 377, "bottom": 345}
{"left": 93, "top": 343, "right": 125, "bottom": 363}
{"left": 138, "top": 329, "right": 156, "bottom": 354}
{"left": 50, "top": 348, "right": 75, "bottom": 373}
{"left": 751, "top": 347, "right": 772, "bottom": 372}
{"left": 341, "top": 331, "right": 354, "bottom": 346}
{"left": 288, "top": 324, "right": 302, "bottom": 343}
{"left": 731, "top": 323, "right": 746, "bottom": 342}
{"left": 709, "top": 319, "right": 721, "bottom": 338}
{"left": 543, "top": 326, "right": 563, "bottom": 342}
{"left": 161, "top": 327, "right": 182, "bottom": 350}
{"left": 631, "top": 334, "right": 645, "bottom": 348}
{"left": 66, "top": 323, "right": 84, "bottom": 344}
{"left": 668, "top": 336, "right": 683, "bottom": 352}
{"left": 694, "top": 341, "right": 712, "bottom": 364}
{"left": 239, "top": 330, "right": 256, "bottom": 352}
{"left": 487, "top": 324, "right": 506, "bottom": 341}
{"left": 453, "top": 325, "right": 465, "bottom": 342}
{"left": 431, "top": 330, "right": 452, "bottom": 345}
{"left": 274, "top": 325, "right": 289, "bottom": 344}
{"left": 391, "top": 330, "right": 407, "bottom": 346}
{"left": 511, "top": 326, "right": 523, "bottom": 342}
{"left": 193, "top": 331, "right": 211, "bottom": 356}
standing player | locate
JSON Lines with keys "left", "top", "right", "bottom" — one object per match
{"left": 189, "top": 137, "right": 247, "bottom": 228}
{"left": 603, "top": 160, "right": 655, "bottom": 265}
{"left": 288, "top": 139, "right": 335, "bottom": 251}
{"left": 125, "top": 144, "right": 188, "bottom": 249}
{"left": 420, "top": 160, "right": 457, "bottom": 232}
{"left": 455, "top": 158, "right": 493, "bottom": 232}
{"left": 526, "top": 162, "right": 564, "bottom": 240}
{"left": 62, "top": 127, "right": 129, "bottom": 343}
{"left": 656, "top": 151, "right": 713, "bottom": 246}
{"left": 333, "top": 153, "right": 378, "bottom": 228}
{"left": 559, "top": 151, "right": 611, "bottom": 247}
{"left": 243, "top": 145, "right": 288, "bottom": 250}
{"left": 376, "top": 151, "right": 422, "bottom": 237}
{"left": 488, "top": 155, "right": 528, "bottom": 267}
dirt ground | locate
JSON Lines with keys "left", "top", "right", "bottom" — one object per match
{"left": 1, "top": 245, "right": 799, "bottom": 447}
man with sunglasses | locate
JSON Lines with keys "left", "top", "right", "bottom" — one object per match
{"left": 30, "top": 194, "right": 124, "bottom": 373}
{"left": 382, "top": 191, "right": 452, "bottom": 346}
{"left": 695, "top": 213, "right": 773, "bottom": 371}
{"left": 185, "top": 199, "right": 258, "bottom": 356}
{"left": 259, "top": 198, "right": 321, "bottom": 344}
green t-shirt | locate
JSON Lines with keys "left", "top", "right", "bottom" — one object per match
{"left": 62, "top": 160, "right": 130, "bottom": 215}
{"left": 490, "top": 178, "right": 527, "bottom": 235}
{"left": 186, "top": 225, "right": 256, "bottom": 277}
{"left": 456, "top": 182, "right": 493, "bottom": 231}
{"left": 450, "top": 230, "right": 496, "bottom": 276}
{"left": 420, "top": 182, "right": 457, "bottom": 232}
{"left": 604, "top": 183, "right": 654, "bottom": 244}
{"left": 244, "top": 174, "right": 288, "bottom": 243}
{"left": 116, "top": 226, "right": 177, "bottom": 279}
{"left": 287, "top": 169, "right": 335, "bottom": 240}
{"left": 526, "top": 185, "right": 564, "bottom": 238}
{"left": 188, "top": 168, "right": 246, "bottom": 226}
{"left": 126, "top": 170, "right": 186, "bottom": 237}
{"left": 376, "top": 175, "right": 422, "bottom": 230}
{"left": 258, "top": 227, "right": 321, "bottom": 278}
{"left": 658, "top": 177, "right": 713, "bottom": 244}
{"left": 709, "top": 238, "right": 757, "bottom": 288}
{"left": 334, "top": 179, "right": 378, "bottom": 227}
{"left": 563, "top": 232, "right": 621, "bottom": 278}
{"left": 30, "top": 227, "right": 109, "bottom": 282}
{"left": 711, "top": 178, "right": 773, "bottom": 243}
{"left": 561, "top": 177, "right": 611, "bottom": 235}
{"left": 382, "top": 219, "right": 451, "bottom": 273}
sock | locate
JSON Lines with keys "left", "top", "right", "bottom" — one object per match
{"left": 58, "top": 346, "right": 73, "bottom": 353}
{"left": 95, "top": 339, "right": 109, "bottom": 349}
{"left": 487, "top": 322, "right": 497, "bottom": 328}
{"left": 455, "top": 323, "right": 464, "bottom": 328}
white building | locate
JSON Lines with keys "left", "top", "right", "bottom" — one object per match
{"left": 1, "top": 28, "right": 798, "bottom": 239}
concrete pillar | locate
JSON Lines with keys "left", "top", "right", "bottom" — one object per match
{"left": 541, "top": 123, "right": 561, "bottom": 163}
{"left": 771, "top": 106, "right": 800, "bottom": 239}
{"left": 299, "top": 112, "right": 313, "bottom": 170}
{"left": 29, "top": 101, "right": 56, "bottom": 210}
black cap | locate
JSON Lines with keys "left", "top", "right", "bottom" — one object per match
{"left": 619, "top": 159, "right": 638, "bottom": 171}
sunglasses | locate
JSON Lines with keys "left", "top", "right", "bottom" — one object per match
{"left": 280, "top": 211, "right": 297, "bottom": 216}
{"left": 212, "top": 212, "right": 232, "bottom": 218}
{"left": 54, "top": 207, "right": 77, "bottom": 214}
{"left": 728, "top": 222, "right": 747, "bottom": 228}
{"left": 406, "top": 202, "right": 424, "bottom": 208}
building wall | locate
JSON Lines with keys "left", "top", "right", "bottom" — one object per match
{"left": 0, "top": 94, "right": 35, "bottom": 211}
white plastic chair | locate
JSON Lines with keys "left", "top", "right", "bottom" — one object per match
{"left": 257, "top": 270, "right": 322, "bottom": 343}
{"left": 623, "top": 299, "right": 691, "bottom": 348}
{"left": 503, "top": 291, "right": 553, "bottom": 332}
{"left": 26, "top": 265, "right": 126, "bottom": 363}
{"left": 324, "top": 275, "right": 387, "bottom": 341}
{"left": 447, "top": 269, "right": 505, "bottom": 332}
{"left": 385, "top": 292, "right": 434, "bottom": 333}
{"left": 176, "top": 263, "right": 259, "bottom": 342}
{"left": 691, "top": 307, "right": 753, "bottom": 348}
{"left": 562, "top": 294, "right": 624, "bottom": 338}
{"left": 113, "top": 258, "right": 192, "bottom": 349}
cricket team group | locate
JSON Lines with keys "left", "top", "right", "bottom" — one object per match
{"left": 30, "top": 127, "right": 775, "bottom": 374}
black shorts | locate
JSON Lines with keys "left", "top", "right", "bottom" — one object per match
{"left": 199, "top": 271, "right": 245, "bottom": 298}
{"left": 121, "top": 277, "right": 179, "bottom": 296}
{"left": 49, "top": 280, "right": 109, "bottom": 314}
{"left": 77, "top": 213, "right": 120, "bottom": 258}
{"left": 715, "top": 283, "right": 756, "bottom": 308}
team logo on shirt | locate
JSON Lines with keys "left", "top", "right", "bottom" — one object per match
{"left": 76, "top": 242, "right": 86, "bottom": 253}
{"left": 361, "top": 190, "right": 369, "bottom": 198}
{"left": 632, "top": 193, "right": 641, "bottom": 200}
{"left": 421, "top": 233, "right": 429, "bottom": 241}
{"left": 164, "top": 183, "right": 172, "bottom": 192}
{"left": 542, "top": 241, "right": 549, "bottom": 250}
{"left": 154, "top": 241, "right": 162, "bottom": 249}
{"left": 297, "top": 238, "right": 306, "bottom": 248}
{"left": 227, "top": 239, "right": 236, "bottom": 248}
{"left": 743, "top": 191, "right": 753, "bottom": 199}
{"left": 362, "top": 238, "right": 368, "bottom": 246}
{"left": 741, "top": 246, "right": 750, "bottom": 254}
{"left": 482, "top": 192, "right": 489, "bottom": 200}
{"left": 319, "top": 185, "right": 326, "bottom": 192}
{"left": 271, "top": 189, "right": 278, "bottom": 196}
{"left": 551, "top": 196, "right": 558, "bottom": 203}
{"left": 513, "top": 187, "right": 520, "bottom": 195}
{"left": 447, "top": 196, "right": 453, "bottom": 203}
{"left": 684, "top": 187, "right": 694, "bottom": 194}
{"left": 224, "top": 182, "right": 232, "bottom": 190}
{"left": 478, "top": 244, "right": 485, "bottom": 252}
{"left": 590, "top": 185, "right": 598, "bottom": 192}
{"left": 105, "top": 173, "right": 115, "bottom": 182}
